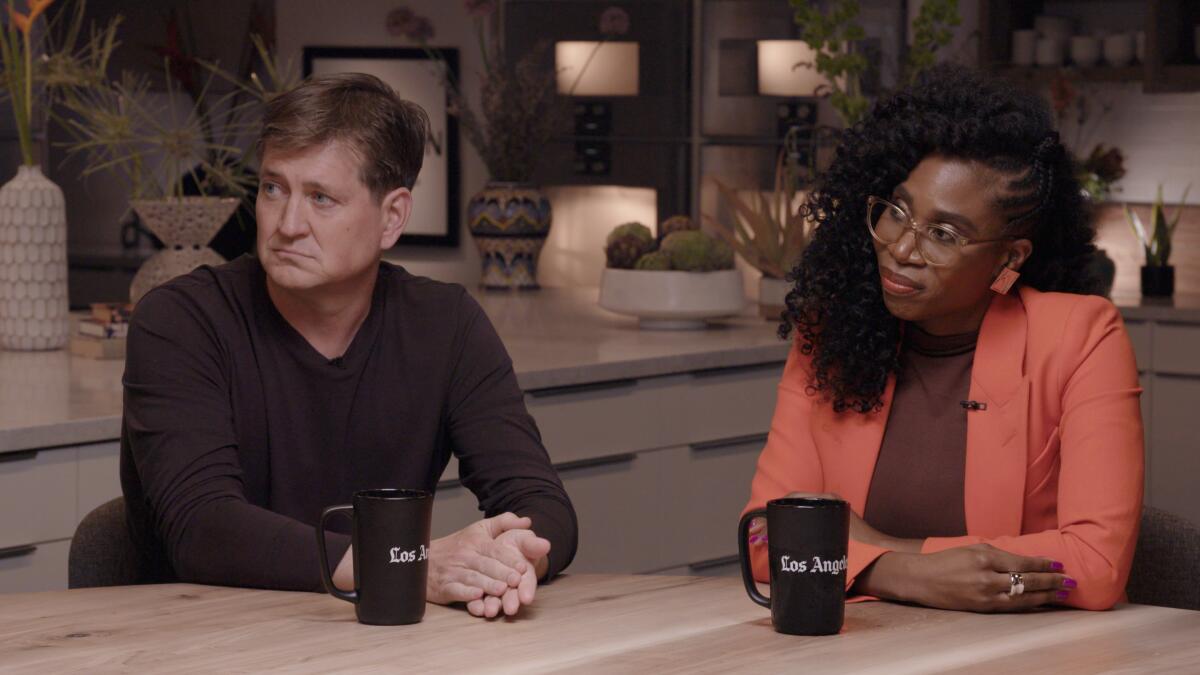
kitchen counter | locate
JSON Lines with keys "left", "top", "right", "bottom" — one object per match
{"left": 4, "top": 287, "right": 1198, "bottom": 456}
{"left": 0, "top": 287, "right": 790, "bottom": 454}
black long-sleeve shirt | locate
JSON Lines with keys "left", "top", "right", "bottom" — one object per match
{"left": 120, "top": 255, "right": 577, "bottom": 591}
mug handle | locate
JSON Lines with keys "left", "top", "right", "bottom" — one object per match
{"left": 317, "top": 504, "right": 357, "bottom": 604}
{"left": 738, "top": 509, "right": 770, "bottom": 608}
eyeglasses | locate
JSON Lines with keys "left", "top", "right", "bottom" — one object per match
{"left": 865, "top": 196, "right": 1017, "bottom": 267}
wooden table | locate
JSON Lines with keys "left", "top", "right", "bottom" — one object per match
{"left": 2, "top": 575, "right": 1198, "bottom": 673}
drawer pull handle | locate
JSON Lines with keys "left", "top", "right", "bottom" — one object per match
{"left": 0, "top": 450, "right": 39, "bottom": 464}
{"left": 691, "top": 362, "right": 785, "bottom": 379}
{"left": 0, "top": 544, "right": 37, "bottom": 560}
{"left": 528, "top": 379, "right": 637, "bottom": 398}
{"left": 690, "top": 433, "right": 769, "bottom": 453}
{"left": 556, "top": 453, "right": 636, "bottom": 474}
{"left": 689, "top": 554, "right": 741, "bottom": 571}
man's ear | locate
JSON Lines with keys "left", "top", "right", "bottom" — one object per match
{"left": 380, "top": 186, "right": 413, "bottom": 249}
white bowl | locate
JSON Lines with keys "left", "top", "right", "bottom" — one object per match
{"left": 599, "top": 268, "right": 746, "bottom": 330}
{"left": 1036, "top": 36, "right": 1064, "bottom": 67}
{"left": 1012, "top": 29, "right": 1038, "bottom": 66}
{"left": 1103, "top": 33, "right": 1134, "bottom": 67}
{"left": 1070, "top": 36, "right": 1100, "bottom": 67}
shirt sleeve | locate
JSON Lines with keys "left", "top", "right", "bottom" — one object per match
{"left": 444, "top": 290, "right": 579, "bottom": 579}
{"left": 742, "top": 340, "right": 891, "bottom": 596}
{"left": 123, "top": 285, "right": 349, "bottom": 591}
{"left": 920, "top": 299, "right": 1144, "bottom": 610}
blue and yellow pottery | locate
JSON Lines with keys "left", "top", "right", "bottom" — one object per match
{"left": 467, "top": 182, "right": 552, "bottom": 290}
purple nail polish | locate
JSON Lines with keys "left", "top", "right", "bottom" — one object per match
{"left": 1063, "top": 578, "right": 1077, "bottom": 589}
{"left": 1051, "top": 561, "right": 1064, "bottom": 571}
{"left": 749, "top": 535, "right": 762, "bottom": 545}
{"left": 1056, "top": 591, "right": 1069, "bottom": 601}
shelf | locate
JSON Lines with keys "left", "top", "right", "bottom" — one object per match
{"left": 992, "top": 65, "right": 1143, "bottom": 85}
{"left": 1146, "top": 64, "right": 1200, "bottom": 93}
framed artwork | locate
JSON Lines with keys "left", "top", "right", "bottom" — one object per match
{"left": 303, "top": 46, "right": 460, "bottom": 247}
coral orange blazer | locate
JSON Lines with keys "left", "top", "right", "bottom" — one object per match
{"left": 743, "top": 287, "right": 1144, "bottom": 610}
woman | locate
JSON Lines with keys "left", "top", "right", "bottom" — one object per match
{"left": 743, "top": 64, "right": 1143, "bottom": 612}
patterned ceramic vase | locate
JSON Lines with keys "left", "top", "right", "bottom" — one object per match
{"left": 467, "top": 183, "right": 552, "bottom": 290}
{"left": 0, "top": 165, "right": 69, "bottom": 350}
{"left": 129, "top": 197, "right": 239, "bottom": 304}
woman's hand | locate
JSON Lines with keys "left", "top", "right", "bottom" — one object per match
{"left": 857, "top": 544, "right": 1075, "bottom": 612}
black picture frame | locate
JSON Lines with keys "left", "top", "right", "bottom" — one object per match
{"left": 303, "top": 46, "right": 460, "bottom": 248}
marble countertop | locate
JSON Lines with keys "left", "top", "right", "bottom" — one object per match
{"left": 0, "top": 288, "right": 789, "bottom": 454}
{"left": 4, "top": 286, "right": 1198, "bottom": 455}
{"left": 1110, "top": 293, "right": 1200, "bottom": 323}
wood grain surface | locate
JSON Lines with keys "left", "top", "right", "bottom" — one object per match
{"left": 1, "top": 574, "right": 1198, "bottom": 674}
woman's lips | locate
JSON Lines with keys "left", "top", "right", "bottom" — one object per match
{"left": 879, "top": 267, "right": 923, "bottom": 296}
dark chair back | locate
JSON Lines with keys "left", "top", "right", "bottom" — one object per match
{"left": 68, "top": 496, "right": 145, "bottom": 589}
{"left": 1126, "top": 506, "right": 1200, "bottom": 610}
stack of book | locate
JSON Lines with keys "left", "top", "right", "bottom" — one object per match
{"left": 69, "top": 302, "right": 133, "bottom": 359}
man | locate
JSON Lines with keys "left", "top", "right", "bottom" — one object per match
{"left": 121, "top": 73, "right": 577, "bottom": 619}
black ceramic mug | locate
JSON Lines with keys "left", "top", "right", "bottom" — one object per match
{"left": 317, "top": 488, "right": 433, "bottom": 625}
{"left": 738, "top": 497, "right": 850, "bottom": 635}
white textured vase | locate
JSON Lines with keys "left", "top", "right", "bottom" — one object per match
{"left": 0, "top": 165, "right": 70, "bottom": 351}
{"left": 129, "top": 197, "right": 237, "bottom": 304}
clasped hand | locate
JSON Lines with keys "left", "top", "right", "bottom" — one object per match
{"left": 426, "top": 512, "right": 551, "bottom": 618}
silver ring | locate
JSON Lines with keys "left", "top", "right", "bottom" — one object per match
{"left": 1009, "top": 572, "right": 1025, "bottom": 597}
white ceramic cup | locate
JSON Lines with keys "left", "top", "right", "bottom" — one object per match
{"left": 1012, "top": 29, "right": 1038, "bottom": 66}
{"left": 1034, "top": 15, "right": 1073, "bottom": 42}
{"left": 1070, "top": 35, "right": 1101, "bottom": 67}
{"left": 1103, "top": 33, "right": 1135, "bottom": 67}
{"left": 1036, "top": 36, "right": 1065, "bottom": 67}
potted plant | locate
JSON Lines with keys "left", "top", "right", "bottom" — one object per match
{"left": 59, "top": 34, "right": 295, "bottom": 304}
{"left": 0, "top": 0, "right": 118, "bottom": 350}
{"left": 390, "top": 2, "right": 572, "bottom": 290}
{"left": 703, "top": 131, "right": 817, "bottom": 319}
{"left": 598, "top": 218, "right": 745, "bottom": 330}
{"left": 1125, "top": 184, "right": 1191, "bottom": 298}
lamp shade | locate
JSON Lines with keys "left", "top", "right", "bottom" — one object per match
{"left": 756, "top": 40, "right": 828, "bottom": 97}
{"left": 556, "top": 41, "right": 640, "bottom": 96}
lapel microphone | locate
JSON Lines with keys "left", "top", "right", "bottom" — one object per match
{"left": 960, "top": 400, "right": 988, "bottom": 411}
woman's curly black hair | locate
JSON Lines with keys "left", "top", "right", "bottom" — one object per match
{"left": 782, "top": 64, "right": 1098, "bottom": 414}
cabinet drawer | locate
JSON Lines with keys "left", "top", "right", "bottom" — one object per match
{"left": 0, "top": 448, "right": 77, "bottom": 548}
{"left": 0, "top": 538, "right": 69, "bottom": 594}
{"left": 77, "top": 442, "right": 121, "bottom": 525}
{"left": 683, "top": 363, "right": 781, "bottom": 445}
{"left": 1148, "top": 375, "right": 1200, "bottom": 526}
{"left": 431, "top": 483, "right": 482, "bottom": 539}
{"left": 559, "top": 451, "right": 678, "bottom": 574}
{"left": 1125, "top": 320, "right": 1151, "bottom": 373}
{"left": 676, "top": 436, "right": 765, "bottom": 566}
{"left": 1152, "top": 323, "right": 1200, "bottom": 376}
{"left": 525, "top": 362, "right": 782, "bottom": 466}
{"left": 526, "top": 375, "right": 690, "bottom": 462}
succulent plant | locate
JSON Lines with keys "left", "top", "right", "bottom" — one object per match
{"left": 709, "top": 237, "right": 735, "bottom": 270}
{"left": 634, "top": 250, "right": 672, "bottom": 270}
{"left": 658, "top": 215, "right": 698, "bottom": 241}
{"left": 605, "top": 221, "right": 656, "bottom": 269}
{"left": 660, "top": 230, "right": 734, "bottom": 272}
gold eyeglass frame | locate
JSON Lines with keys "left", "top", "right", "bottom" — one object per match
{"left": 865, "top": 196, "right": 1018, "bottom": 267}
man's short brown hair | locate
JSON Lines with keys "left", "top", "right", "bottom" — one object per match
{"left": 257, "top": 72, "right": 429, "bottom": 200}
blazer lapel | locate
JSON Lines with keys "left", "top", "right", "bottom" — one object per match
{"left": 963, "top": 291, "right": 1031, "bottom": 538}
{"left": 814, "top": 377, "right": 895, "bottom": 517}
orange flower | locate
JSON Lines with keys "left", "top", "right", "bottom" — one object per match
{"left": 7, "top": 5, "right": 31, "bottom": 35}
{"left": 7, "top": 0, "right": 53, "bottom": 35}
{"left": 27, "top": 0, "right": 53, "bottom": 20}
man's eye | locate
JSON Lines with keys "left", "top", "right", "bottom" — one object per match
{"left": 313, "top": 193, "right": 332, "bottom": 205}
{"left": 888, "top": 206, "right": 907, "bottom": 221}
